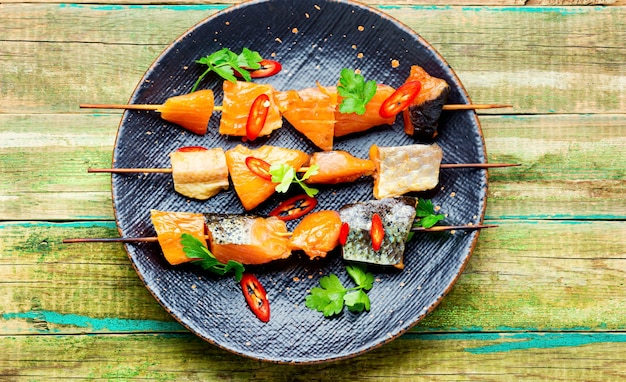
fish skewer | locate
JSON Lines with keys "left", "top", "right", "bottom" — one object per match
{"left": 63, "top": 199, "right": 496, "bottom": 268}
{"left": 62, "top": 224, "right": 496, "bottom": 244}
{"left": 86, "top": 143, "right": 520, "bottom": 208}
{"left": 80, "top": 102, "right": 506, "bottom": 112}
{"left": 89, "top": 143, "right": 519, "bottom": 200}
{"left": 82, "top": 80, "right": 510, "bottom": 151}
{"left": 87, "top": 162, "right": 519, "bottom": 174}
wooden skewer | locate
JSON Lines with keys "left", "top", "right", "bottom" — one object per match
{"left": 439, "top": 163, "right": 521, "bottom": 169}
{"left": 88, "top": 168, "right": 172, "bottom": 174}
{"left": 80, "top": 103, "right": 507, "bottom": 112}
{"left": 62, "top": 224, "right": 496, "bottom": 244}
{"left": 442, "top": 103, "right": 512, "bottom": 111}
{"left": 87, "top": 163, "right": 520, "bottom": 174}
{"left": 79, "top": 104, "right": 223, "bottom": 112}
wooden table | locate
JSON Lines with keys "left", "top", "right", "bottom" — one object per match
{"left": 1, "top": 0, "right": 625, "bottom": 379}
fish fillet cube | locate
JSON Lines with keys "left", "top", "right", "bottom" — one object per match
{"left": 170, "top": 148, "right": 229, "bottom": 200}
{"left": 370, "top": 143, "right": 443, "bottom": 199}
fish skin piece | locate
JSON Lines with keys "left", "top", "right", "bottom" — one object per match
{"left": 402, "top": 65, "right": 450, "bottom": 141}
{"left": 339, "top": 197, "right": 417, "bottom": 269}
{"left": 204, "top": 214, "right": 291, "bottom": 265}
{"left": 370, "top": 143, "right": 443, "bottom": 199}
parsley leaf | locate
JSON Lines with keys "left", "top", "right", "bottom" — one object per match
{"left": 415, "top": 198, "right": 445, "bottom": 228}
{"left": 407, "top": 198, "right": 445, "bottom": 241}
{"left": 344, "top": 290, "right": 370, "bottom": 313}
{"left": 346, "top": 264, "right": 374, "bottom": 291}
{"left": 269, "top": 163, "right": 320, "bottom": 197}
{"left": 305, "top": 264, "right": 375, "bottom": 317}
{"left": 307, "top": 274, "right": 346, "bottom": 317}
{"left": 180, "top": 233, "right": 245, "bottom": 281}
{"left": 191, "top": 47, "right": 263, "bottom": 92}
{"left": 337, "top": 68, "right": 377, "bottom": 115}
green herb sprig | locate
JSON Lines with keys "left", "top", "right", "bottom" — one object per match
{"left": 305, "top": 264, "right": 375, "bottom": 317}
{"left": 415, "top": 198, "right": 445, "bottom": 228}
{"left": 337, "top": 68, "right": 377, "bottom": 115}
{"left": 191, "top": 48, "right": 263, "bottom": 92}
{"left": 269, "top": 163, "right": 320, "bottom": 197}
{"left": 181, "top": 233, "right": 245, "bottom": 281}
{"left": 407, "top": 198, "right": 445, "bottom": 241}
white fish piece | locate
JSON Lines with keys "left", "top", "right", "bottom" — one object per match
{"left": 170, "top": 147, "right": 229, "bottom": 200}
{"left": 369, "top": 143, "right": 443, "bottom": 199}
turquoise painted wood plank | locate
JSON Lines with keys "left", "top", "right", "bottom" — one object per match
{"left": 4, "top": 307, "right": 626, "bottom": 355}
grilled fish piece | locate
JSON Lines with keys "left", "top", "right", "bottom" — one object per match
{"left": 204, "top": 214, "right": 291, "bottom": 265}
{"left": 220, "top": 80, "right": 283, "bottom": 137}
{"left": 334, "top": 84, "right": 397, "bottom": 137}
{"left": 339, "top": 197, "right": 417, "bottom": 269}
{"left": 289, "top": 210, "right": 342, "bottom": 260}
{"left": 369, "top": 143, "right": 443, "bottom": 199}
{"left": 225, "top": 144, "right": 310, "bottom": 211}
{"left": 150, "top": 209, "right": 206, "bottom": 266}
{"left": 274, "top": 85, "right": 337, "bottom": 151}
{"left": 402, "top": 65, "right": 450, "bottom": 141}
{"left": 169, "top": 147, "right": 229, "bottom": 200}
{"left": 305, "top": 150, "right": 375, "bottom": 184}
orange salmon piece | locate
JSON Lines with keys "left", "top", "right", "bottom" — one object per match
{"left": 305, "top": 150, "right": 375, "bottom": 184}
{"left": 274, "top": 85, "right": 337, "bottom": 151}
{"left": 334, "top": 84, "right": 396, "bottom": 137}
{"left": 220, "top": 81, "right": 282, "bottom": 137}
{"left": 157, "top": 89, "right": 215, "bottom": 135}
{"left": 205, "top": 214, "right": 291, "bottom": 265}
{"left": 225, "top": 144, "right": 310, "bottom": 211}
{"left": 150, "top": 209, "right": 206, "bottom": 265}
{"left": 289, "top": 210, "right": 342, "bottom": 260}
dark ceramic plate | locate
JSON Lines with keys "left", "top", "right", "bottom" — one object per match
{"left": 112, "top": 0, "right": 487, "bottom": 364}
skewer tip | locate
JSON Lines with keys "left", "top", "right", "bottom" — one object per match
{"left": 412, "top": 224, "right": 498, "bottom": 232}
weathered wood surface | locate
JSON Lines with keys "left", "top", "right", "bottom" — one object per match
{"left": 1, "top": 0, "right": 625, "bottom": 5}
{"left": 1, "top": 2, "right": 625, "bottom": 380}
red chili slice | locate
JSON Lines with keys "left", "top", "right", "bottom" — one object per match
{"left": 370, "top": 213, "right": 384, "bottom": 251}
{"left": 244, "top": 156, "right": 272, "bottom": 181}
{"left": 379, "top": 80, "right": 422, "bottom": 119}
{"left": 176, "top": 146, "right": 208, "bottom": 152}
{"left": 339, "top": 222, "right": 350, "bottom": 246}
{"left": 246, "top": 59, "right": 282, "bottom": 78}
{"left": 240, "top": 273, "right": 270, "bottom": 323}
{"left": 245, "top": 93, "right": 271, "bottom": 141}
{"left": 269, "top": 194, "right": 318, "bottom": 221}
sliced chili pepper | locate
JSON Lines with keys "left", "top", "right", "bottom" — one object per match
{"left": 379, "top": 80, "right": 422, "bottom": 119}
{"left": 240, "top": 273, "right": 270, "bottom": 323}
{"left": 238, "top": 59, "right": 282, "bottom": 78}
{"left": 370, "top": 213, "right": 384, "bottom": 251}
{"left": 176, "top": 146, "right": 208, "bottom": 152}
{"left": 269, "top": 194, "right": 318, "bottom": 221}
{"left": 246, "top": 93, "right": 271, "bottom": 141}
{"left": 339, "top": 222, "right": 350, "bottom": 246}
{"left": 245, "top": 156, "right": 272, "bottom": 181}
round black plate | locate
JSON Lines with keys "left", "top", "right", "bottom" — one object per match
{"left": 112, "top": 0, "right": 487, "bottom": 364}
